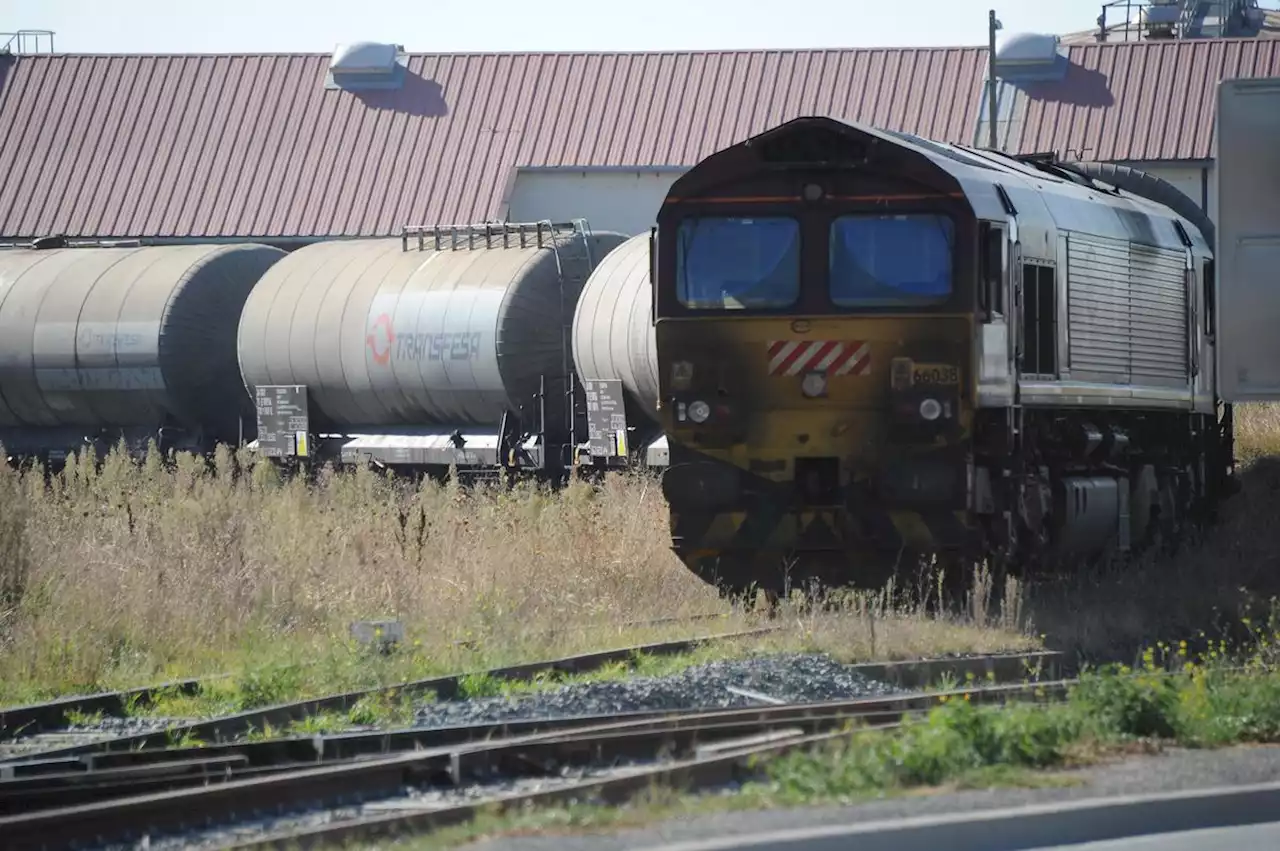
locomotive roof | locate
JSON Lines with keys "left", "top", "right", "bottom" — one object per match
{"left": 667, "top": 114, "right": 1212, "bottom": 256}
{"left": 900, "top": 126, "right": 1214, "bottom": 256}
{"left": 886, "top": 126, "right": 1211, "bottom": 254}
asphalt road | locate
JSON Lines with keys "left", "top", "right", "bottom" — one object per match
{"left": 459, "top": 744, "right": 1280, "bottom": 851}
{"left": 1032, "top": 820, "right": 1280, "bottom": 850}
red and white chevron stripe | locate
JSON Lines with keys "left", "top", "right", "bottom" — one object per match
{"left": 766, "top": 340, "right": 871, "bottom": 376}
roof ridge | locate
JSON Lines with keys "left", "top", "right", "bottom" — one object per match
{"left": 6, "top": 45, "right": 992, "bottom": 60}
{"left": 9, "top": 35, "right": 1276, "bottom": 61}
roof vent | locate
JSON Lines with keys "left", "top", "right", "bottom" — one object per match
{"left": 326, "top": 41, "right": 407, "bottom": 90}
{"left": 993, "top": 31, "right": 1068, "bottom": 81}
{"left": 996, "top": 32, "right": 1061, "bottom": 65}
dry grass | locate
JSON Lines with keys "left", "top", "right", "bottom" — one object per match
{"left": 0, "top": 445, "right": 1032, "bottom": 706}
{"left": 1024, "top": 402, "right": 1280, "bottom": 663}
{"left": 1235, "top": 401, "right": 1280, "bottom": 461}
{"left": 8, "top": 403, "right": 1280, "bottom": 705}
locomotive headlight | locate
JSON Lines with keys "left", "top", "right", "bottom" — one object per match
{"left": 687, "top": 400, "right": 712, "bottom": 423}
{"left": 919, "top": 398, "right": 943, "bottom": 421}
{"left": 801, "top": 371, "right": 827, "bottom": 398}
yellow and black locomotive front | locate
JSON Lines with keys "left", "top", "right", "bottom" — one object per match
{"left": 653, "top": 118, "right": 980, "bottom": 593}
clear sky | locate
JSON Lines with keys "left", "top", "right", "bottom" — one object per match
{"left": 8, "top": 0, "right": 1114, "bottom": 54}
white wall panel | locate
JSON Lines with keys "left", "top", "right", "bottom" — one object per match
{"left": 504, "top": 168, "right": 686, "bottom": 237}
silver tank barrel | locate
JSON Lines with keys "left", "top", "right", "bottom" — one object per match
{"left": 236, "top": 223, "right": 627, "bottom": 432}
{"left": 0, "top": 243, "right": 287, "bottom": 437}
{"left": 571, "top": 232, "right": 659, "bottom": 422}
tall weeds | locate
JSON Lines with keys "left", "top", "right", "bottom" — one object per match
{"left": 0, "top": 445, "right": 717, "bottom": 699}
{"left": 9, "top": 401, "right": 1280, "bottom": 701}
{"left": 0, "top": 451, "right": 30, "bottom": 638}
{"left": 0, "top": 440, "right": 1036, "bottom": 704}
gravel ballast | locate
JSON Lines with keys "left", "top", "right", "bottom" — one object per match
{"left": 412, "top": 652, "right": 903, "bottom": 729}
{"left": 53, "top": 652, "right": 907, "bottom": 849}
{"left": 63, "top": 715, "right": 189, "bottom": 736}
{"left": 99, "top": 766, "right": 661, "bottom": 851}
{"left": 0, "top": 716, "right": 187, "bottom": 757}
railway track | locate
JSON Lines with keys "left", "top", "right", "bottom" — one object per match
{"left": 0, "top": 619, "right": 782, "bottom": 766}
{"left": 0, "top": 649, "right": 1063, "bottom": 809}
{"left": 0, "top": 649, "right": 1065, "bottom": 850}
{"left": 0, "top": 612, "right": 746, "bottom": 759}
{"left": 0, "top": 677, "right": 208, "bottom": 744}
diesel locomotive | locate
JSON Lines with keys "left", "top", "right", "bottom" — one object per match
{"left": 651, "top": 114, "right": 1235, "bottom": 596}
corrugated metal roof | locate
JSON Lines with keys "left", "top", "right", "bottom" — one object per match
{"left": 1007, "top": 37, "right": 1280, "bottom": 161}
{"left": 0, "top": 38, "right": 1277, "bottom": 239}
{"left": 0, "top": 48, "right": 987, "bottom": 239}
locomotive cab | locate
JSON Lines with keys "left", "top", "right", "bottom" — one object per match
{"left": 653, "top": 118, "right": 997, "bottom": 594}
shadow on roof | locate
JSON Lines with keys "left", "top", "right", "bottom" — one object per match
{"left": 347, "top": 69, "right": 448, "bottom": 118}
{"left": 1016, "top": 61, "right": 1116, "bottom": 108}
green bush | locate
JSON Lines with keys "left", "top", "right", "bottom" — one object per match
{"left": 754, "top": 627, "right": 1280, "bottom": 804}
{"left": 760, "top": 696, "right": 1080, "bottom": 802}
{"left": 1070, "top": 665, "right": 1179, "bottom": 739}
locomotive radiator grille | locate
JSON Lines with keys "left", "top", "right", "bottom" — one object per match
{"left": 1066, "top": 231, "right": 1189, "bottom": 384}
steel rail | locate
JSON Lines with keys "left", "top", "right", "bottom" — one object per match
{"left": 0, "top": 694, "right": 959, "bottom": 814}
{"left": 0, "top": 612, "right": 748, "bottom": 747}
{"left": 823, "top": 649, "right": 1062, "bottom": 690}
{"left": 448, "top": 611, "right": 742, "bottom": 651}
{"left": 0, "top": 677, "right": 1073, "bottom": 850}
{"left": 0, "top": 627, "right": 781, "bottom": 766}
{"left": 0, "top": 648, "right": 1060, "bottom": 778}
{"left": 0, "top": 651, "right": 1062, "bottom": 798}
{"left": 238, "top": 681, "right": 1080, "bottom": 850}
{"left": 0, "top": 755, "right": 251, "bottom": 814}
{"left": 0, "top": 710, "right": 916, "bottom": 816}
{"left": 228, "top": 730, "right": 865, "bottom": 850}
{"left": 0, "top": 651, "right": 1061, "bottom": 814}
{"left": 0, "top": 676, "right": 209, "bottom": 740}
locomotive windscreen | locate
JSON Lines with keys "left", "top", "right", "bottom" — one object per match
{"left": 671, "top": 212, "right": 956, "bottom": 312}
{"left": 828, "top": 213, "right": 954, "bottom": 308}
{"left": 675, "top": 216, "right": 801, "bottom": 310}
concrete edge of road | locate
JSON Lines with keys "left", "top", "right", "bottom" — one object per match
{"left": 636, "top": 779, "right": 1280, "bottom": 851}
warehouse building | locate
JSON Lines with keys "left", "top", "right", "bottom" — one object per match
{"left": 0, "top": 4, "right": 1278, "bottom": 244}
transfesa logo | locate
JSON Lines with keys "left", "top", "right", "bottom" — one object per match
{"left": 77, "top": 326, "right": 144, "bottom": 350}
{"left": 366, "top": 313, "right": 395, "bottom": 365}
{"left": 365, "top": 312, "right": 483, "bottom": 365}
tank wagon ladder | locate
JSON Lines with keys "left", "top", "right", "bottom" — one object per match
{"left": 543, "top": 218, "right": 597, "bottom": 469}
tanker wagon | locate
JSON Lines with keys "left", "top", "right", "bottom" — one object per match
{"left": 0, "top": 241, "right": 287, "bottom": 467}
{"left": 237, "top": 220, "right": 627, "bottom": 478}
{"left": 570, "top": 231, "right": 670, "bottom": 472}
